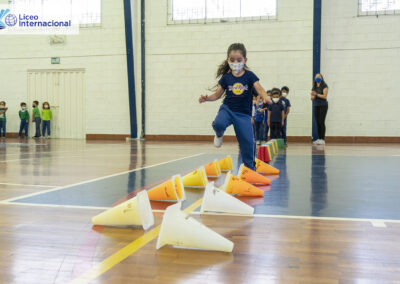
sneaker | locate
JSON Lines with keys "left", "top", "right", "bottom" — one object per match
{"left": 312, "top": 139, "right": 319, "bottom": 145}
{"left": 319, "top": 139, "right": 325, "bottom": 145}
{"left": 256, "top": 140, "right": 261, "bottom": 145}
{"left": 214, "top": 135, "right": 223, "bottom": 148}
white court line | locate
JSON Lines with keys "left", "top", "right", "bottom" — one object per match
{"left": 0, "top": 182, "right": 58, "bottom": 188}
{"left": 189, "top": 211, "right": 400, "bottom": 224}
{"left": 0, "top": 202, "right": 175, "bottom": 213}
{"left": 0, "top": 202, "right": 109, "bottom": 210}
{"left": 0, "top": 153, "right": 204, "bottom": 203}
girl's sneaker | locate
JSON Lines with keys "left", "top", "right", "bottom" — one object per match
{"left": 319, "top": 139, "right": 325, "bottom": 145}
{"left": 214, "top": 135, "right": 223, "bottom": 148}
{"left": 313, "top": 139, "right": 320, "bottom": 145}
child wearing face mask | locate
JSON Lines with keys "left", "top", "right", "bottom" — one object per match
{"left": 0, "top": 101, "right": 8, "bottom": 139}
{"left": 32, "top": 100, "right": 41, "bottom": 138}
{"left": 261, "top": 90, "right": 271, "bottom": 142}
{"left": 41, "top": 102, "right": 52, "bottom": 139}
{"left": 18, "top": 102, "right": 30, "bottom": 139}
{"left": 268, "top": 88, "right": 284, "bottom": 139}
{"left": 199, "top": 43, "right": 271, "bottom": 170}
{"left": 252, "top": 96, "right": 265, "bottom": 145}
{"left": 280, "top": 86, "right": 291, "bottom": 146}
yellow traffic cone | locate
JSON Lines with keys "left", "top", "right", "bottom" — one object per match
{"left": 182, "top": 167, "right": 208, "bottom": 188}
{"left": 92, "top": 190, "right": 154, "bottom": 230}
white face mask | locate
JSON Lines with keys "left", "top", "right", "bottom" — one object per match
{"left": 282, "top": 92, "right": 288, "bottom": 97}
{"left": 272, "top": 98, "right": 279, "bottom": 103}
{"left": 22, "top": 106, "right": 26, "bottom": 110}
{"left": 229, "top": 62, "right": 244, "bottom": 75}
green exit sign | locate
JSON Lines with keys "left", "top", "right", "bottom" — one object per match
{"left": 51, "top": 57, "right": 60, "bottom": 64}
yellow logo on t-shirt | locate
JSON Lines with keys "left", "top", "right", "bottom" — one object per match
{"left": 232, "top": 83, "right": 245, "bottom": 95}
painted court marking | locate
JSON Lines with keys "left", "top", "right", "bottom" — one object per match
{"left": 0, "top": 182, "right": 58, "bottom": 188}
{"left": 0, "top": 153, "right": 204, "bottom": 204}
{"left": 69, "top": 199, "right": 203, "bottom": 284}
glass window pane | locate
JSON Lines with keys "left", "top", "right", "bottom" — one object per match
{"left": 361, "top": 0, "right": 400, "bottom": 12}
{"left": 241, "top": 0, "right": 277, "bottom": 17}
{"left": 172, "top": 0, "right": 206, "bottom": 20}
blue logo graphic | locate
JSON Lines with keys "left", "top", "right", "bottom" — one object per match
{"left": 5, "top": 13, "right": 17, "bottom": 27}
{"left": 0, "top": 9, "right": 10, "bottom": 29}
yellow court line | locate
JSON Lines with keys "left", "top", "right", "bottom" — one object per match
{"left": 69, "top": 198, "right": 203, "bottom": 284}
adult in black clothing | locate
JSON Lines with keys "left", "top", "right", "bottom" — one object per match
{"left": 311, "top": 74, "right": 328, "bottom": 145}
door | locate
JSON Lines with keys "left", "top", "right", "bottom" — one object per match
{"left": 27, "top": 69, "right": 86, "bottom": 139}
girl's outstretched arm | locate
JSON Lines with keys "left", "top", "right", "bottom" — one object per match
{"left": 199, "top": 85, "right": 225, "bottom": 103}
{"left": 254, "top": 82, "right": 272, "bottom": 104}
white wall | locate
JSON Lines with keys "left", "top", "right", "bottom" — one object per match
{"left": 0, "top": 0, "right": 131, "bottom": 136}
{"left": 322, "top": 0, "right": 400, "bottom": 137}
{"left": 145, "top": 0, "right": 314, "bottom": 137}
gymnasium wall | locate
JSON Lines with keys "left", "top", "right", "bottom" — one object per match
{"left": 0, "top": 0, "right": 131, "bottom": 136}
{"left": 145, "top": 0, "right": 314, "bottom": 137}
{"left": 321, "top": 0, "right": 400, "bottom": 137}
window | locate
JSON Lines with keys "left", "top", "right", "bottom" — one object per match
{"left": 359, "top": 0, "right": 400, "bottom": 16}
{"left": 11, "top": 0, "right": 101, "bottom": 26}
{"left": 169, "top": 0, "right": 277, "bottom": 24}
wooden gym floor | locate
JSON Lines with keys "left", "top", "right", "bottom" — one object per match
{"left": 0, "top": 139, "right": 399, "bottom": 283}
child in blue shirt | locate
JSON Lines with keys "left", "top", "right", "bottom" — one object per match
{"left": 268, "top": 88, "right": 284, "bottom": 139}
{"left": 262, "top": 90, "right": 271, "bottom": 142}
{"left": 199, "top": 43, "right": 271, "bottom": 170}
{"left": 252, "top": 97, "right": 264, "bottom": 145}
{"left": 280, "top": 86, "right": 291, "bottom": 146}
{"left": 0, "top": 101, "right": 8, "bottom": 139}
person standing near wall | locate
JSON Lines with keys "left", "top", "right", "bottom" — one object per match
{"left": 311, "top": 74, "right": 329, "bottom": 145}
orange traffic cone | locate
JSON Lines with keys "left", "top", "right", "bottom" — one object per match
{"left": 147, "top": 175, "right": 186, "bottom": 202}
{"left": 219, "top": 155, "right": 233, "bottom": 172}
{"left": 255, "top": 158, "right": 280, "bottom": 175}
{"left": 237, "top": 164, "right": 271, "bottom": 185}
{"left": 204, "top": 159, "right": 221, "bottom": 177}
{"left": 220, "top": 172, "right": 264, "bottom": 197}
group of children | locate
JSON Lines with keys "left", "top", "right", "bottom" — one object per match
{"left": 0, "top": 101, "right": 53, "bottom": 140}
{"left": 252, "top": 86, "right": 291, "bottom": 145}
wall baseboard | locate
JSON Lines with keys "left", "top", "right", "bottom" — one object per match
{"left": 145, "top": 135, "right": 400, "bottom": 143}
{"left": 2, "top": 133, "right": 399, "bottom": 143}
{"left": 86, "top": 134, "right": 130, "bottom": 140}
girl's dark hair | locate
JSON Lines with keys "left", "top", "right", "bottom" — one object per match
{"left": 33, "top": 100, "right": 39, "bottom": 105}
{"left": 43, "top": 102, "right": 50, "bottom": 109}
{"left": 216, "top": 43, "right": 248, "bottom": 79}
{"left": 312, "top": 74, "right": 326, "bottom": 90}
{"left": 20, "top": 102, "right": 26, "bottom": 106}
{"left": 0, "top": 101, "right": 5, "bottom": 105}
{"left": 271, "top": 88, "right": 281, "bottom": 96}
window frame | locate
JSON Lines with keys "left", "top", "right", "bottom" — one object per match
{"left": 358, "top": 0, "right": 400, "bottom": 16}
{"left": 167, "top": 0, "right": 278, "bottom": 25}
{"left": 10, "top": 0, "right": 102, "bottom": 28}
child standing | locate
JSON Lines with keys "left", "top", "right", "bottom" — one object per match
{"left": 262, "top": 90, "right": 271, "bottom": 142}
{"left": 280, "top": 86, "right": 291, "bottom": 146}
{"left": 252, "top": 97, "right": 264, "bottom": 145}
{"left": 32, "top": 100, "right": 41, "bottom": 138}
{"left": 41, "top": 102, "right": 52, "bottom": 139}
{"left": 0, "top": 101, "right": 8, "bottom": 139}
{"left": 18, "top": 102, "right": 29, "bottom": 139}
{"left": 199, "top": 43, "right": 271, "bottom": 170}
{"left": 268, "top": 88, "right": 284, "bottom": 139}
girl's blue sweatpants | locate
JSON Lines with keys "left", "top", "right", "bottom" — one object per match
{"left": 212, "top": 104, "right": 255, "bottom": 171}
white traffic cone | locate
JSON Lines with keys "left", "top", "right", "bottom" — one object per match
{"left": 156, "top": 203, "right": 234, "bottom": 252}
{"left": 92, "top": 190, "right": 154, "bottom": 230}
{"left": 200, "top": 182, "right": 254, "bottom": 215}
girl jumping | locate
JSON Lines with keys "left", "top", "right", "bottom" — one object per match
{"left": 199, "top": 43, "right": 271, "bottom": 170}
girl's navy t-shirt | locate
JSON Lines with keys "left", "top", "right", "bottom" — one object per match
{"left": 218, "top": 70, "right": 259, "bottom": 116}
{"left": 312, "top": 82, "right": 329, "bottom": 107}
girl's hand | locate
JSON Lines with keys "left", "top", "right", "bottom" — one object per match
{"left": 199, "top": 95, "right": 208, "bottom": 103}
{"left": 267, "top": 121, "right": 270, "bottom": 127}
{"left": 282, "top": 121, "right": 285, "bottom": 127}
